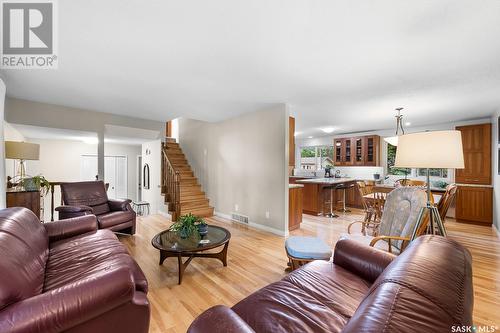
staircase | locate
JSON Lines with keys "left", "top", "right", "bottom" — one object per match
{"left": 161, "top": 140, "right": 214, "bottom": 221}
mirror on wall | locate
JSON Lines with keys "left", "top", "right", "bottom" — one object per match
{"left": 143, "top": 163, "right": 150, "bottom": 189}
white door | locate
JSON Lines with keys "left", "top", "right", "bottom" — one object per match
{"left": 80, "top": 155, "right": 128, "bottom": 200}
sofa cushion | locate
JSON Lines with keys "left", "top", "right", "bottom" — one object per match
{"left": 97, "top": 211, "right": 135, "bottom": 228}
{"left": 0, "top": 208, "right": 48, "bottom": 310}
{"left": 44, "top": 229, "right": 148, "bottom": 293}
{"left": 232, "top": 261, "right": 370, "bottom": 333}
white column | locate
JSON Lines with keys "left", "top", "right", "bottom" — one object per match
{"left": 97, "top": 129, "right": 105, "bottom": 180}
{"left": 0, "top": 79, "right": 6, "bottom": 208}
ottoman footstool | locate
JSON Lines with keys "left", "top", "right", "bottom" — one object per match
{"left": 285, "top": 236, "right": 332, "bottom": 271}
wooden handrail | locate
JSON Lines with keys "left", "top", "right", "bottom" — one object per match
{"left": 161, "top": 142, "right": 181, "bottom": 221}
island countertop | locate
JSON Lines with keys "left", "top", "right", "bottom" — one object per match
{"left": 295, "top": 177, "right": 355, "bottom": 184}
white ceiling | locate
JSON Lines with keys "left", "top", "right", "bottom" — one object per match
{"left": 2, "top": 1, "right": 500, "bottom": 138}
{"left": 11, "top": 124, "right": 151, "bottom": 146}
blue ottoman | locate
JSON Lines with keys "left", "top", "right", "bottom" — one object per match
{"left": 285, "top": 236, "right": 332, "bottom": 270}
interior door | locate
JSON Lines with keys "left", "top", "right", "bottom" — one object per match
{"left": 105, "top": 156, "right": 116, "bottom": 199}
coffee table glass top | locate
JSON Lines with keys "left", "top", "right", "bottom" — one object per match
{"left": 152, "top": 225, "right": 230, "bottom": 253}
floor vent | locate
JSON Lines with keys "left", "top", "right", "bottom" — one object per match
{"left": 231, "top": 212, "right": 249, "bottom": 224}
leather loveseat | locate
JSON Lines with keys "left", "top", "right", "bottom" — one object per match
{"left": 0, "top": 207, "right": 150, "bottom": 333}
{"left": 188, "top": 235, "right": 473, "bottom": 333}
{"left": 56, "top": 180, "right": 136, "bottom": 234}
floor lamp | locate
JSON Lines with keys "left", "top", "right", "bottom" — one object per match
{"left": 394, "top": 130, "right": 464, "bottom": 238}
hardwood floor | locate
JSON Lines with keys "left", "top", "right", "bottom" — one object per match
{"left": 120, "top": 211, "right": 500, "bottom": 333}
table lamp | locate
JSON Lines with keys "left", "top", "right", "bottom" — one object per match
{"left": 395, "top": 130, "right": 464, "bottom": 237}
{"left": 5, "top": 141, "right": 40, "bottom": 179}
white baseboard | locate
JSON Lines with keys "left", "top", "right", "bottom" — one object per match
{"left": 214, "top": 211, "right": 288, "bottom": 237}
{"left": 494, "top": 223, "right": 500, "bottom": 240}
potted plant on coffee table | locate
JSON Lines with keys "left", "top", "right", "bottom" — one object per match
{"left": 171, "top": 213, "right": 208, "bottom": 238}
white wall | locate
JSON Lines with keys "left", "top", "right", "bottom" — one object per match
{"left": 18, "top": 138, "right": 140, "bottom": 221}
{"left": 141, "top": 139, "right": 168, "bottom": 216}
{"left": 0, "top": 80, "right": 5, "bottom": 208}
{"left": 491, "top": 114, "right": 500, "bottom": 232}
{"left": 178, "top": 105, "right": 289, "bottom": 236}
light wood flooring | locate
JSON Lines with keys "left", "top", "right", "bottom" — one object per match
{"left": 120, "top": 210, "right": 500, "bottom": 333}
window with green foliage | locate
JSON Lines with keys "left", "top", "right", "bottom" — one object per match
{"left": 300, "top": 146, "right": 333, "bottom": 170}
{"left": 387, "top": 143, "right": 449, "bottom": 179}
{"left": 387, "top": 144, "right": 411, "bottom": 175}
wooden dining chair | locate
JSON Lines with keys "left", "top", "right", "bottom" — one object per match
{"left": 436, "top": 184, "right": 458, "bottom": 223}
{"left": 348, "top": 182, "right": 384, "bottom": 236}
{"left": 395, "top": 179, "right": 426, "bottom": 187}
{"left": 343, "top": 187, "right": 427, "bottom": 254}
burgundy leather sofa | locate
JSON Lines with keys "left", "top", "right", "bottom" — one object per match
{"left": 56, "top": 181, "right": 136, "bottom": 235}
{"left": 188, "top": 236, "right": 473, "bottom": 333}
{"left": 0, "top": 207, "right": 150, "bottom": 333}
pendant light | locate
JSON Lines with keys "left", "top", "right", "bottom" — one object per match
{"left": 384, "top": 107, "right": 405, "bottom": 146}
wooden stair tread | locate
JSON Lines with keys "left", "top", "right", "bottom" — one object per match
{"left": 163, "top": 140, "right": 214, "bottom": 219}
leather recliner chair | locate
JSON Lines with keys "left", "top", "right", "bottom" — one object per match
{"left": 0, "top": 207, "right": 150, "bottom": 333}
{"left": 56, "top": 180, "right": 136, "bottom": 234}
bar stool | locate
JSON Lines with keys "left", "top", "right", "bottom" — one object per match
{"left": 335, "top": 183, "right": 355, "bottom": 213}
{"left": 323, "top": 185, "right": 339, "bottom": 218}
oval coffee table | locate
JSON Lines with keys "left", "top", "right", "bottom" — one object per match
{"left": 151, "top": 225, "right": 231, "bottom": 284}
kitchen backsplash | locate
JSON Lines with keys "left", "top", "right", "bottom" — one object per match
{"left": 293, "top": 166, "right": 384, "bottom": 180}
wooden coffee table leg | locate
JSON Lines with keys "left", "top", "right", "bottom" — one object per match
{"left": 177, "top": 255, "right": 194, "bottom": 284}
{"left": 220, "top": 242, "right": 229, "bottom": 266}
{"left": 159, "top": 250, "right": 168, "bottom": 265}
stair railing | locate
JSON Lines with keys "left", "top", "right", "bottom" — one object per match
{"left": 161, "top": 141, "right": 181, "bottom": 221}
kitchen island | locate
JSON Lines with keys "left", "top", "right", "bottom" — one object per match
{"left": 295, "top": 178, "right": 361, "bottom": 215}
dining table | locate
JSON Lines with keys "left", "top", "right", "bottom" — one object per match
{"left": 364, "top": 184, "right": 444, "bottom": 204}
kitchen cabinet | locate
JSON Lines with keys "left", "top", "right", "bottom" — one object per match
{"left": 455, "top": 124, "right": 491, "bottom": 185}
{"left": 455, "top": 186, "right": 493, "bottom": 224}
{"left": 288, "top": 186, "right": 303, "bottom": 231}
{"left": 289, "top": 117, "right": 295, "bottom": 167}
{"left": 334, "top": 135, "right": 380, "bottom": 166}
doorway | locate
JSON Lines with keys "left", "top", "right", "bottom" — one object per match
{"left": 80, "top": 155, "right": 128, "bottom": 199}
{"left": 137, "top": 155, "right": 142, "bottom": 201}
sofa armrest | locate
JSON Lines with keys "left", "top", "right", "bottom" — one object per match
{"left": 0, "top": 267, "right": 136, "bottom": 333}
{"left": 44, "top": 215, "right": 98, "bottom": 242}
{"left": 188, "top": 305, "right": 255, "bottom": 333}
{"left": 108, "top": 199, "right": 132, "bottom": 212}
{"left": 333, "top": 239, "right": 395, "bottom": 283}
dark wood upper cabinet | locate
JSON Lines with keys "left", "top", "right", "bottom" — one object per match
{"left": 333, "top": 135, "right": 380, "bottom": 167}
{"left": 455, "top": 124, "right": 491, "bottom": 185}
{"left": 289, "top": 117, "right": 295, "bottom": 167}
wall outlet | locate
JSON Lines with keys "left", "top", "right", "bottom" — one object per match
{"left": 265, "top": 211, "right": 270, "bottom": 219}
{"left": 235, "top": 204, "right": 239, "bottom": 212}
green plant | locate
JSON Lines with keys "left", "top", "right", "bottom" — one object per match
{"left": 19, "top": 175, "right": 51, "bottom": 194}
{"left": 171, "top": 213, "right": 205, "bottom": 238}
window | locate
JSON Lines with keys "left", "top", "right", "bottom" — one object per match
{"left": 386, "top": 143, "right": 449, "bottom": 179}
{"left": 300, "top": 146, "right": 333, "bottom": 170}
{"left": 387, "top": 143, "right": 411, "bottom": 176}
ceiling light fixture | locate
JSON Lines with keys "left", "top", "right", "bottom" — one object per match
{"left": 308, "top": 136, "right": 313, "bottom": 139}
{"left": 294, "top": 131, "right": 302, "bottom": 136}
{"left": 384, "top": 107, "right": 405, "bottom": 146}
{"left": 405, "top": 122, "right": 411, "bottom": 127}
{"left": 321, "top": 127, "right": 335, "bottom": 134}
